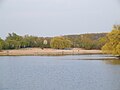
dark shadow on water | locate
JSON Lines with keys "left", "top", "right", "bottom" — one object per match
{"left": 69, "top": 55, "right": 120, "bottom": 65}
{"left": 78, "top": 57, "right": 120, "bottom": 65}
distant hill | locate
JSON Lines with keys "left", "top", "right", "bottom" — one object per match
{"left": 61, "top": 33, "right": 108, "bottom": 49}
{"left": 63, "top": 33, "right": 107, "bottom": 41}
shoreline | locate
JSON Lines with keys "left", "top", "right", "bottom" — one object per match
{"left": 0, "top": 48, "right": 103, "bottom": 56}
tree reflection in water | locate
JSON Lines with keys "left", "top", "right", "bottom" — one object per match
{"left": 103, "top": 59, "right": 120, "bottom": 65}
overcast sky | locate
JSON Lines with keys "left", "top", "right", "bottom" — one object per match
{"left": 0, "top": 0, "right": 120, "bottom": 38}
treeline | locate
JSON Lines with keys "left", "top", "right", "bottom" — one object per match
{"left": 0, "top": 33, "right": 51, "bottom": 50}
{"left": 0, "top": 32, "right": 107, "bottom": 50}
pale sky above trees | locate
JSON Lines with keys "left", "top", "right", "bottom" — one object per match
{"left": 0, "top": 0, "right": 120, "bottom": 38}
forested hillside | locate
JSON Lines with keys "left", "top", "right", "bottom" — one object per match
{"left": 64, "top": 33, "right": 107, "bottom": 49}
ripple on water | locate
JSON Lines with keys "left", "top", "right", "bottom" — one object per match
{"left": 0, "top": 55, "right": 120, "bottom": 90}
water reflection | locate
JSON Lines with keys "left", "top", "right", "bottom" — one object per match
{"left": 103, "top": 59, "right": 120, "bottom": 65}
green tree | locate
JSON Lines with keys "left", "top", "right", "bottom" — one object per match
{"left": 0, "top": 38, "right": 4, "bottom": 51}
{"left": 0, "top": 43, "right": 2, "bottom": 51}
{"left": 5, "top": 33, "right": 23, "bottom": 49}
{"left": 102, "top": 25, "right": 120, "bottom": 56}
{"left": 50, "top": 37, "right": 72, "bottom": 49}
{"left": 0, "top": 38, "right": 3, "bottom": 50}
{"left": 6, "top": 33, "right": 23, "bottom": 41}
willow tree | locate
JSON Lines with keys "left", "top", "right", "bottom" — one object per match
{"left": 5, "top": 33, "right": 23, "bottom": 49}
{"left": 102, "top": 25, "right": 120, "bottom": 56}
{"left": 50, "top": 37, "right": 72, "bottom": 49}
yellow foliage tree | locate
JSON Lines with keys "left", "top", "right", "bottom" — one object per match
{"left": 50, "top": 37, "right": 72, "bottom": 49}
{"left": 102, "top": 25, "right": 120, "bottom": 56}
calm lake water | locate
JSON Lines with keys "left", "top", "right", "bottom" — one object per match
{"left": 0, "top": 55, "right": 120, "bottom": 90}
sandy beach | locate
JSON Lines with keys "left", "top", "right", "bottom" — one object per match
{"left": 0, "top": 48, "right": 102, "bottom": 56}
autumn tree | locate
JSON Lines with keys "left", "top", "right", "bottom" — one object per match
{"left": 97, "top": 37, "right": 108, "bottom": 49}
{"left": 102, "top": 25, "right": 120, "bottom": 56}
{"left": 50, "top": 37, "right": 72, "bottom": 49}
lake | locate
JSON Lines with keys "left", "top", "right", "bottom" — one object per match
{"left": 0, "top": 55, "right": 120, "bottom": 90}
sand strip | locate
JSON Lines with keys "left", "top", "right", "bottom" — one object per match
{"left": 0, "top": 48, "right": 102, "bottom": 56}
